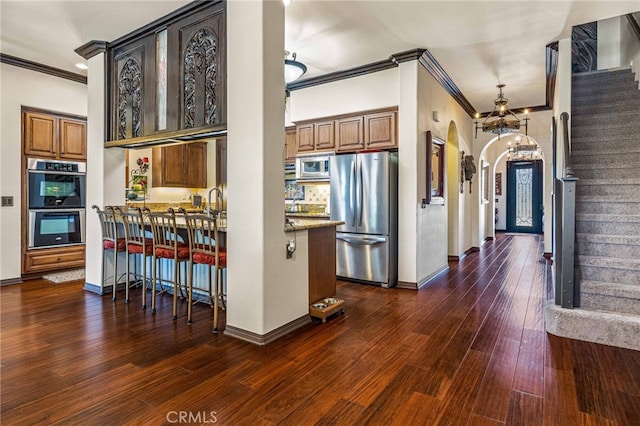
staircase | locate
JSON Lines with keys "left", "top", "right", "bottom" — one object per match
{"left": 547, "top": 68, "right": 640, "bottom": 351}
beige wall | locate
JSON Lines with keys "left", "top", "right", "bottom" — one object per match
{"left": 0, "top": 64, "right": 87, "bottom": 281}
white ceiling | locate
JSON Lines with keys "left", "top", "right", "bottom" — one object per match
{"left": 2, "top": 0, "right": 639, "bottom": 113}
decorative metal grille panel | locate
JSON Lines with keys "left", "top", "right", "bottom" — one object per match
{"left": 117, "top": 58, "right": 142, "bottom": 139}
{"left": 184, "top": 28, "right": 217, "bottom": 128}
{"left": 515, "top": 167, "right": 533, "bottom": 227}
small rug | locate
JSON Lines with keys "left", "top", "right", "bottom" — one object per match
{"left": 43, "top": 269, "right": 85, "bottom": 283}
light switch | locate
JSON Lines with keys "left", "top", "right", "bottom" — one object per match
{"left": 1, "top": 196, "right": 13, "bottom": 207}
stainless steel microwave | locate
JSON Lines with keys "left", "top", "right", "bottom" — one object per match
{"left": 296, "top": 153, "right": 333, "bottom": 181}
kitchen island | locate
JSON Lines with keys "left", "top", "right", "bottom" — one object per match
{"left": 285, "top": 218, "right": 343, "bottom": 306}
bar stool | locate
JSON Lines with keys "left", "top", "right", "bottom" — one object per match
{"left": 144, "top": 207, "right": 190, "bottom": 319}
{"left": 114, "top": 207, "right": 153, "bottom": 309}
{"left": 179, "top": 208, "right": 227, "bottom": 332}
{"left": 92, "top": 205, "right": 126, "bottom": 301}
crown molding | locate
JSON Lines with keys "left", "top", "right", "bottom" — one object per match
{"left": 0, "top": 53, "right": 87, "bottom": 84}
{"left": 418, "top": 49, "right": 476, "bottom": 118}
{"left": 75, "top": 40, "right": 108, "bottom": 60}
{"left": 286, "top": 57, "right": 396, "bottom": 91}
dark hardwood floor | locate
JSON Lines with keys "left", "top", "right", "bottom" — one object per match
{"left": 2, "top": 233, "right": 639, "bottom": 425}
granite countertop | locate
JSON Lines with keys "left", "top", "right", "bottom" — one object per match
{"left": 285, "top": 212, "right": 331, "bottom": 219}
{"left": 285, "top": 218, "right": 344, "bottom": 232}
{"left": 122, "top": 202, "right": 205, "bottom": 213}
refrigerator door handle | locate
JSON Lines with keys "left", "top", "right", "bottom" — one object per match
{"left": 350, "top": 160, "right": 356, "bottom": 227}
{"left": 337, "top": 235, "right": 386, "bottom": 245}
{"left": 358, "top": 161, "right": 364, "bottom": 227}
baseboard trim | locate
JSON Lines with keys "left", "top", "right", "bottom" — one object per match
{"left": 1, "top": 277, "right": 23, "bottom": 286}
{"left": 83, "top": 282, "right": 104, "bottom": 295}
{"left": 396, "top": 280, "right": 417, "bottom": 290}
{"left": 224, "top": 314, "right": 311, "bottom": 345}
{"left": 418, "top": 265, "right": 450, "bottom": 289}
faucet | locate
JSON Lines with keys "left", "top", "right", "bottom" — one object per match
{"left": 207, "top": 187, "right": 223, "bottom": 216}
{"left": 289, "top": 197, "right": 301, "bottom": 213}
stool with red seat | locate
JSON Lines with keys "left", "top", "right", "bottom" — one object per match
{"left": 179, "top": 208, "right": 227, "bottom": 332}
{"left": 144, "top": 207, "right": 190, "bottom": 319}
{"left": 114, "top": 207, "right": 153, "bottom": 309}
{"left": 92, "top": 205, "right": 127, "bottom": 302}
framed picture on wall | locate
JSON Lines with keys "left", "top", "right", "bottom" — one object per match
{"left": 424, "top": 130, "right": 445, "bottom": 205}
{"left": 495, "top": 172, "right": 502, "bottom": 196}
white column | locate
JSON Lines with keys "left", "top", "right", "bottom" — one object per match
{"left": 84, "top": 52, "right": 125, "bottom": 292}
{"left": 226, "top": 0, "right": 308, "bottom": 337}
{"left": 397, "top": 60, "right": 419, "bottom": 284}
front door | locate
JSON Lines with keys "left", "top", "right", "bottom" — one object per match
{"left": 506, "top": 160, "right": 543, "bottom": 234}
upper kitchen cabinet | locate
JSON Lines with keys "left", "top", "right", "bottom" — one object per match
{"left": 23, "top": 108, "right": 87, "bottom": 160}
{"left": 337, "top": 109, "right": 397, "bottom": 152}
{"left": 364, "top": 110, "right": 397, "bottom": 150}
{"left": 285, "top": 126, "right": 297, "bottom": 162}
{"left": 335, "top": 116, "right": 364, "bottom": 152}
{"left": 296, "top": 120, "right": 335, "bottom": 153}
{"left": 106, "top": 1, "right": 226, "bottom": 145}
{"left": 152, "top": 142, "right": 207, "bottom": 188}
{"left": 293, "top": 107, "right": 397, "bottom": 154}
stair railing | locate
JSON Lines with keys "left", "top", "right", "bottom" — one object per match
{"left": 553, "top": 112, "right": 579, "bottom": 308}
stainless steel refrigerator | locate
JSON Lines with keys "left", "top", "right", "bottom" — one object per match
{"left": 330, "top": 151, "right": 398, "bottom": 287}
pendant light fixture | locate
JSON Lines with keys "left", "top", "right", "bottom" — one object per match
{"left": 474, "top": 84, "right": 530, "bottom": 139}
{"left": 284, "top": 50, "right": 307, "bottom": 83}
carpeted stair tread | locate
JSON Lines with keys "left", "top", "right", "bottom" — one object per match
{"left": 571, "top": 163, "right": 635, "bottom": 170}
{"left": 545, "top": 302, "right": 640, "bottom": 351}
{"left": 581, "top": 281, "right": 640, "bottom": 315}
{"left": 576, "top": 233, "right": 640, "bottom": 246}
{"left": 571, "top": 138, "right": 640, "bottom": 154}
{"left": 572, "top": 99, "right": 640, "bottom": 115}
{"left": 572, "top": 68, "right": 634, "bottom": 81}
{"left": 572, "top": 91, "right": 640, "bottom": 106}
{"left": 571, "top": 152, "right": 640, "bottom": 166}
{"left": 570, "top": 124, "right": 640, "bottom": 139}
{"left": 574, "top": 168, "right": 637, "bottom": 180}
{"left": 576, "top": 213, "right": 640, "bottom": 222}
{"left": 582, "top": 280, "right": 640, "bottom": 297}
{"left": 576, "top": 254, "right": 640, "bottom": 271}
{"left": 576, "top": 200, "right": 640, "bottom": 215}
{"left": 575, "top": 178, "right": 640, "bottom": 186}
{"left": 571, "top": 110, "right": 640, "bottom": 129}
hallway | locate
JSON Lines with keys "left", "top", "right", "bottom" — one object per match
{"left": 1, "top": 233, "right": 639, "bottom": 424}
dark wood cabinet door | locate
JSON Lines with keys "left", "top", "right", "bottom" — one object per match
{"left": 59, "top": 119, "right": 87, "bottom": 160}
{"left": 336, "top": 116, "right": 364, "bottom": 152}
{"left": 185, "top": 143, "right": 207, "bottom": 188}
{"left": 152, "top": 143, "right": 207, "bottom": 188}
{"left": 176, "top": 6, "right": 226, "bottom": 130}
{"left": 152, "top": 145, "right": 184, "bottom": 187}
{"left": 314, "top": 120, "right": 335, "bottom": 151}
{"left": 365, "top": 111, "right": 397, "bottom": 150}
{"left": 112, "top": 38, "right": 152, "bottom": 140}
{"left": 296, "top": 123, "right": 315, "bottom": 152}
{"left": 285, "top": 127, "right": 297, "bottom": 162}
{"left": 24, "top": 111, "right": 57, "bottom": 158}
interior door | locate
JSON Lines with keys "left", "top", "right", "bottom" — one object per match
{"left": 506, "top": 160, "right": 543, "bottom": 234}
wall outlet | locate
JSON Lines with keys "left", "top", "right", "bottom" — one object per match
{"left": 1, "top": 196, "right": 13, "bottom": 207}
{"left": 286, "top": 239, "right": 296, "bottom": 259}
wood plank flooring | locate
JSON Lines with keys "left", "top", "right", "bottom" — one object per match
{"left": 2, "top": 233, "right": 639, "bottom": 425}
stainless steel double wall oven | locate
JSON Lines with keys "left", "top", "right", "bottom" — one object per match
{"left": 27, "top": 158, "right": 86, "bottom": 248}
